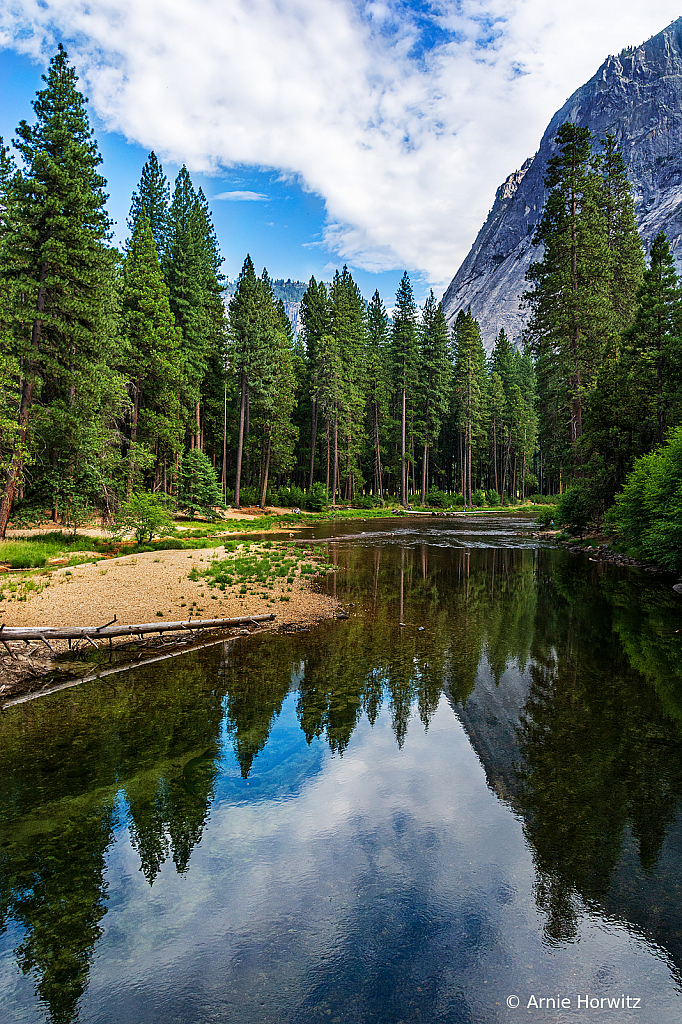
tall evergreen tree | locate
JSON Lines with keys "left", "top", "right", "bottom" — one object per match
{"left": 121, "top": 216, "right": 182, "bottom": 494}
{"left": 0, "top": 45, "right": 115, "bottom": 534}
{"left": 329, "top": 267, "right": 366, "bottom": 501}
{"left": 623, "top": 231, "right": 680, "bottom": 446}
{"left": 229, "top": 255, "right": 265, "bottom": 506}
{"left": 128, "top": 152, "right": 170, "bottom": 260}
{"left": 418, "top": 292, "right": 451, "bottom": 503}
{"left": 452, "top": 310, "right": 487, "bottom": 504}
{"left": 525, "top": 123, "right": 612, "bottom": 454}
{"left": 299, "top": 276, "right": 331, "bottom": 489}
{"left": 365, "top": 290, "right": 391, "bottom": 498}
{"left": 390, "top": 272, "right": 419, "bottom": 505}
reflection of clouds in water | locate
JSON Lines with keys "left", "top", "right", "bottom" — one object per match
{"left": 86, "top": 697, "right": 680, "bottom": 1024}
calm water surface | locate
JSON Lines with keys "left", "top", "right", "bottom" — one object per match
{"left": 1, "top": 515, "right": 682, "bottom": 1023}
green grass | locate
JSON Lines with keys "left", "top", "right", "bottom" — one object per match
{"left": 0, "top": 540, "right": 64, "bottom": 569}
{"left": 194, "top": 541, "right": 335, "bottom": 595}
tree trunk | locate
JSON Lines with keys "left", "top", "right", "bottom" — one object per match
{"left": 259, "top": 432, "right": 272, "bottom": 509}
{"left": 308, "top": 397, "right": 318, "bottom": 490}
{"left": 222, "top": 377, "right": 227, "bottom": 503}
{"left": 234, "top": 369, "right": 247, "bottom": 507}
{"left": 374, "top": 402, "right": 383, "bottom": 498}
{"left": 401, "top": 387, "right": 407, "bottom": 506}
{"left": 332, "top": 413, "right": 339, "bottom": 504}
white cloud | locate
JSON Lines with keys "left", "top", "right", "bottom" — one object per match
{"left": 213, "top": 190, "right": 269, "bottom": 201}
{"left": 1, "top": 1, "right": 681, "bottom": 288}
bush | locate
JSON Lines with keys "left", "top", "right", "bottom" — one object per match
{"left": 472, "top": 489, "right": 486, "bottom": 507}
{"left": 556, "top": 486, "right": 592, "bottom": 538}
{"left": 114, "top": 492, "right": 176, "bottom": 544}
{"left": 305, "top": 481, "right": 329, "bottom": 512}
{"left": 606, "top": 427, "right": 682, "bottom": 570}
{"left": 425, "top": 488, "right": 450, "bottom": 508}
{"left": 235, "top": 485, "right": 259, "bottom": 507}
{"left": 535, "top": 506, "right": 557, "bottom": 528}
{"left": 353, "top": 494, "right": 379, "bottom": 509}
{"left": 277, "top": 484, "right": 306, "bottom": 509}
{"left": 486, "top": 489, "right": 500, "bottom": 506}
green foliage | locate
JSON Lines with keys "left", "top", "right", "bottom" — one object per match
{"left": 425, "top": 488, "right": 450, "bottom": 508}
{"left": 305, "top": 481, "right": 329, "bottom": 512}
{"left": 535, "top": 506, "right": 557, "bottom": 527}
{"left": 556, "top": 486, "right": 593, "bottom": 537}
{"left": 179, "top": 449, "right": 222, "bottom": 518}
{"left": 486, "top": 489, "right": 500, "bottom": 506}
{"left": 472, "top": 488, "right": 486, "bottom": 507}
{"left": 606, "top": 426, "right": 682, "bottom": 569}
{"left": 114, "top": 492, "right": 176, "bottom": 544}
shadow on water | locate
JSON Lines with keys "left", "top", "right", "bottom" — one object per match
{"left": 1, "top": 514, "right": 682, "bottom": 1022}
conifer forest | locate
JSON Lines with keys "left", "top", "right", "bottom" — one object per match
{"left": 1, "top": 49, "right": 681, "bottom": 557}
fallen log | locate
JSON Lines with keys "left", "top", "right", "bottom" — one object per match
{"left": 2, "top": 634, "right": 235, "bottom": 710}
{"left": 0, "top": 614, "right": 275, "bottom": 643}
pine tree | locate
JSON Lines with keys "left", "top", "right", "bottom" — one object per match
{"left": 299, "top": 276, "right": 331, "bottom": 488}
{"left": 229, "top": 255, "right": 264, "bottom": 506}
{"left": 452, "top": 310, "right": 487, "bottom": 504}
{"left": 623, "top": 231, "right": 680, "bottom": 446}
{"left": 329, "top": 267, "right": 366, "bottom": 501}
{"left": 525, "top": 123, "right": 612, "bottom": 454}
{"left": 121, "top": 216, "right": 182, "bottom": 494}
{"left": 365, "top": 290, "right": 391, "bottom": 498}
{"left": 418, "top": 292, "right": 451, "bottom": 503}
{"left": 128, "top": 152, "right": 170, "bottom": 260}
{"left": 390, "top": 272, "right": 419, "bottom": 505}
{"left": 600, "top": 132, "right": 645, "bottom": 331}
{"left": 0, "top": 45, "right": 115, "bottom": 534}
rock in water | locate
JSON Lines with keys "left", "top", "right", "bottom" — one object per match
{"left": 442, "top": 17, "right": 682, "bottom": 350}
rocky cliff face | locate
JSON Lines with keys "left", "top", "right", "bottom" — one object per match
{"left": 442, "top": 18, "right": 682, "bottom": 349}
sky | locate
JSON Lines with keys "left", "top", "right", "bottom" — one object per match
{"left": 1, "top": 1, "right": 681, "bottom": 308}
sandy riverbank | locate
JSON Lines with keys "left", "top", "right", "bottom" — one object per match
{"left": 0, "top": 542, "right": 340, "bottom": 702}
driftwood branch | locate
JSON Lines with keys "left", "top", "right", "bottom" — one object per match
{"left": 0, "top": 614, "right": 275, "bottom": 644}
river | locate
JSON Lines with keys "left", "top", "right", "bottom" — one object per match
{"left": 1, "top": 514, "right": 681, "bottom": 1023}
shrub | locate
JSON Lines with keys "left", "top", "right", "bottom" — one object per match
{"left": 425, "top": 489, "right": 450, "bottom": 508}
{"left": 304, "top": 481, "right": 329, "bottom": 512}
{"left": 535, "top": 506, "right": 557, "bottom": 528}
{"left": 606, "top": 427, "right": 682, "bottom": 570}
{"left": 277, "top": 484, "right": 305, "bottom": 509}
{"left": 486, "top": 489, "right": 500, "bottom": 506}
{"left": 114, "top": 493, "right": 176, "bottom": 544}
{"left": 556, "top": 486, "right": 592, "bottom": 538}
{"left": 472, "top": 489, "right": 486, "bottom": 507}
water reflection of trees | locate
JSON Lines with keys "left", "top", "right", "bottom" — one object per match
{"left": 0, "top": 648, "right": 228, "bottom": 1022}
{"left": 3, "top": 541, "right": 681, "bottom": 1021}
{"left": 516, "top": 554, "right": 682, "bottom": 950}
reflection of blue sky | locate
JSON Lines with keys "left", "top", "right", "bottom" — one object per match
{"left": 26, "top": 696, "right": 678, "bottom": 1024}
{"left": 217, "top": 695, "right": 327, "bottom": 805}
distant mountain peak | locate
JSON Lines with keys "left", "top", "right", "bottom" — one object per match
{"left": 442, "top": 17, "right": 682, "bottom": 349}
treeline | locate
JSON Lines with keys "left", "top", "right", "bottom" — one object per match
{"left": 1, "top": 50, "right": 680, "bottom": 537}
{"left": 524, "top": 123, "right": 682, "bottom": 534}
{"left": 0, "top": 47, "right": 540, "bottom": 533}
